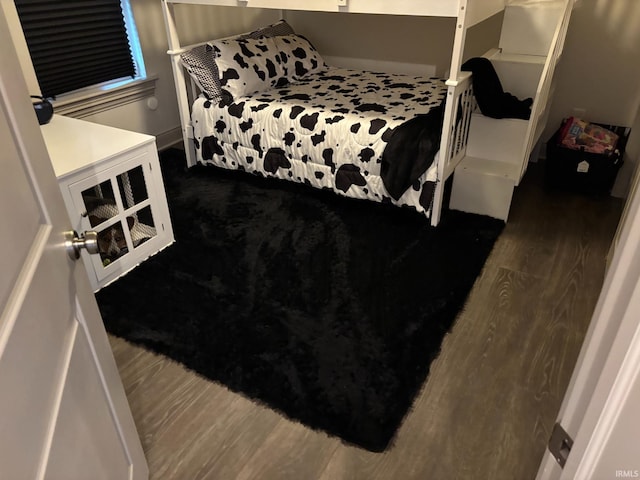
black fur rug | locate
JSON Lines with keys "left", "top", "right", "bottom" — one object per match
{"left": 96, "top": 149, "right": 504, "bottom": 452}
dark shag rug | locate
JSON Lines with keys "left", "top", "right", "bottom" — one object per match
{"left": 96, "top": 149, "right": 504, "bottom": 452}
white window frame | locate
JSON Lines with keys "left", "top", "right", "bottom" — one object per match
{"left": 4, "top": 0, "right": 156, "bottom": 118}
{"left": 52, "top": 0, "right": 156, "bottom": 118}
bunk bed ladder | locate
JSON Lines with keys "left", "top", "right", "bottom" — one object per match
{"left": 449, "top": 0, "right": 574, "bottom": 222}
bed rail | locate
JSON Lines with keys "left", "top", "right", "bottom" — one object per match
{"left": 162, "top": 1, "right": 202, "bottom": 167}
{"left": 162, "top": 0, "right": 507, "bottom": 30}
{"left": 166, "top": 0, "right": 457, "bottom": 17}
{"left": 430, "top": 71, "right": 475, "bottom": 226}
{"left": 164, "top": 0, "right": 505, "bottom": 23}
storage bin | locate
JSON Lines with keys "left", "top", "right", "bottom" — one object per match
{"left": 545, "top": 121, "right": 629, "bottom": 195}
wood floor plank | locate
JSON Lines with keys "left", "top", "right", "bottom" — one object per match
{"left": 397, "top": 266, "right": 550, "bottom": 480}
{"left": 107, "top": 162, "right": 623, "bottom": 480}
{"left": 110, "top": 342, "right": 287, "bottom": 479}
{"left": 234, "top": 419, "right": 339, "bottom": 480}
{"left": 181, "top": 388, "right": 309, "bottom": 480}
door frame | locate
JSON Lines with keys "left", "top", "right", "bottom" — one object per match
{"left": 537, "top": 149, "right": 640, "bottom": 478}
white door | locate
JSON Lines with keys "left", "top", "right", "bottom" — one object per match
{"left": 0, "top": 8, "right": 148, "bottom": 480}
{"left": 536, "top": 150, "right": 640, "bottom": 478}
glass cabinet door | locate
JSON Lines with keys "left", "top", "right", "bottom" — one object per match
{"left": 72, "top": 158, "right": 158, "bottom": 274}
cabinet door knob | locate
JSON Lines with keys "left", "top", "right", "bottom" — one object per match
{"left": 65, "top": 230, "right": 99, "bottom": 260}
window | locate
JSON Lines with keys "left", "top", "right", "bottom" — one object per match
{"left": 14, "top": 0, "right": 146, "bottom": 99}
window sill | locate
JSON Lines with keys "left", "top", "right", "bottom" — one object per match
{"left": 52, "top": 75, "right": 158, "bottom": 119}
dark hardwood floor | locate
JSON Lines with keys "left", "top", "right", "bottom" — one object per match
{"left": 109, "top": 161, "right": 623, "bottom": 480}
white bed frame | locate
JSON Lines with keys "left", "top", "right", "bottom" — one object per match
{"left": 161, "top": 0, "right": 508, "bottom": 226}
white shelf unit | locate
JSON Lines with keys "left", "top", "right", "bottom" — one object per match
{"left": 42, "top": 115, "right": 175, "bottom": 291}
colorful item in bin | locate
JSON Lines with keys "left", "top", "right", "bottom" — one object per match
{"left": 558, "top": 117, "right": 619, "bottom": 155}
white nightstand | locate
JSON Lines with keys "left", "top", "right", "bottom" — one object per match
{"left": 41, "top": 115, "right": 175, "bottom": 291}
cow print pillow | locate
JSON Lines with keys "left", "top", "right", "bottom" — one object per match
{"left": 212, "top": 36, "right": 288, "bottom": 99}
{"left": 276, "top": 34, "right": 327, "bottom": 82}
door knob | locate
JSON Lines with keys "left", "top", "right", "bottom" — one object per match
{"left": 65, "top": 230, "right": 99, "bottom": 260}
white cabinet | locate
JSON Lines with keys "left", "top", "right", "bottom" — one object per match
{"left": 41, "top": 115, "right": 174, "bottom": 291}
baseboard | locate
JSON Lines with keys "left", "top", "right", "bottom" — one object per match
{"left": 156, "top": 127, "right": 183, "bottom": 152}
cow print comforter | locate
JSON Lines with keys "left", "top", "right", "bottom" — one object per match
{"left": 191, "top": 67, "right": 447, "bottom": 218}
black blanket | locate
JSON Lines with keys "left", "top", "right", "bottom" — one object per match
{"left": 462, "top": 57, "right": 532, "bottom": 120}
{"left": 380, "top": 101, "right": 445, "bottom": 200}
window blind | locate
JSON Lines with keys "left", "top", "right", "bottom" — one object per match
{"left": 15, "top": 0, "right": 136, "bottom": 98}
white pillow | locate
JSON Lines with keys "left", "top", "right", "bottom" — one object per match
{"left": 212, "top": 36, "right": 287, "bottom": 99}
{"left": 275, "top": 34, "right": 327, "bottom": 81}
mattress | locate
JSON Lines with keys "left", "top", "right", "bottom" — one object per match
{"left": 191, "top": 67, "right": 447, "bottom": 216}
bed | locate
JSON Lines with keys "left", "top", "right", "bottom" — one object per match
{"left": 162, "top": 0, "right": 508, "bottom": 226}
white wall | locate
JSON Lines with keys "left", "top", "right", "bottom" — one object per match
{"left": 545, "top": 0, "right": 640, "bottom": 197}
{"left": 546, "top": 0, "right": 640, "bottom": 132}
{"left": 284, "top": 10, "right": 503, "bottom": 77}
{"left": 591, "top": 323, "right": 640, "bottom": 479}
{"left": 285, "top": 12, "right": 456, "bottom": 77}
